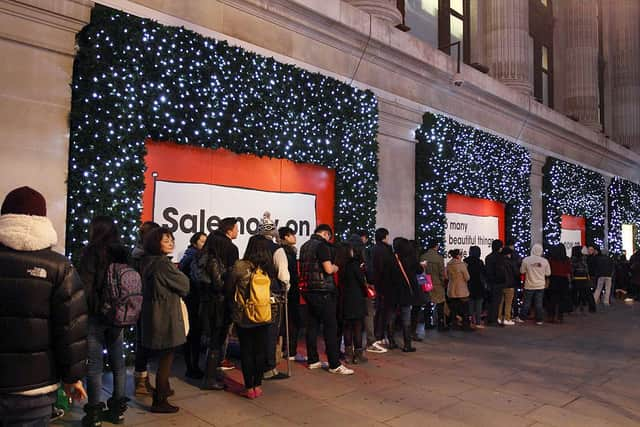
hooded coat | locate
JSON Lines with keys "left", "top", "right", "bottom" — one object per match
{"left": 464, "top": 246, "right": 486, "bottom": 299}
{"left": 485, "top": 240, "right": 507, "bottom": 289}
{"left": 520, "top": 244, "right": 551, "bottom": 290}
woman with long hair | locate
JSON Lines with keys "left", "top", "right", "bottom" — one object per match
{"left": 570, "top": 245, "right": 592, "bottom": 313}
{"left": 178, "top": 232, "right": 207, "bottom": 379}
{"left": 547, "top": 244, "right": 572, "bottom": 323}
{"left": 446, "top": 249, "right": 473, "bottom": 332}
{"left": 393, "top": 237, "right": 427, "bottom": 351}
{"left": 226, "top": 235, "right": 276, "bottom": 399}
{"left": 335, "top": 242, "right": 368, "bottom": 364}
{"left": 78, "top": 216, "right": 129, "bottom": 425}
{"left": 140, "top": 228, "right": 190, "bottom": 413}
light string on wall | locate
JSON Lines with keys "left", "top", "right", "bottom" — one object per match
{"left": 608, "top": 177, "right": 640, "bottom": 255}
{"left": 542, "top": 157, "right": 605, "bottom": 250}
{"left": 67, "top": 5, "right": 379, "bottom": 264}
{"left": 415, "top": 112, "right": 532, "bottom": 256}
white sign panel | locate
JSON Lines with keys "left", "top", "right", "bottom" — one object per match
{"left": 622, "top": 224, "right": 635, "bottom": 257}
{"left": 444, "top": 212, "right": 500, "bottom": 260}
{"left": 153, "top": 180, "right": 317, "bottom": 260}
{"left": 560, "top": 228, "right": 582, "bottom": 255}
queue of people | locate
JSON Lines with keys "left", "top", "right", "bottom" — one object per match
{"left": 2, "top": 186, "right": 639, "bottom": 426}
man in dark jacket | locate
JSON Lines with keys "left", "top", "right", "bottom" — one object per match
{"left": 280, "top": 226, "right": 303, "bottom": 361}
{"left": 485, "top": 239, "right": 506, "bottom": 327}
{"left": 372, "top": 228, "right": 398, "bottom": 347}
{"left": 0, "top": 187, "right": 88, "bottom": 424}
{"left": 300, "top": 224, "right": 354, "bottom": 375}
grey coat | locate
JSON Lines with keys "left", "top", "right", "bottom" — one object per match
{"left": 140, "top": 255, "right": 190, "bottom": 350}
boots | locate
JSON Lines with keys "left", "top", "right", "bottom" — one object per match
{"left": 150, "top": 391, "right": 179, "bottom": 414}
{"left": 202, "top": 351, "right": 224, "bottom": 390}
{"left": 386, "top": 324, "right": 399, "bottom": 350}
{"left": 436, "top": 303, "right": 449, "bottom": 331}
{"left": 353, "top": 349, "right": 368, "bottom": 364}
{"left": 82, "top": 402, "right": 105, "bottom": 427}
{"left": 134, "top": 374, "right": 154, "bottom": 396}
{"left": 104, "top": 397, "right": 128, "bottom": 424}
{"left": 402, "top": 325, "right": 416, "bottom": 352}
{"left": 410, "top": 316, "right": 423, "bottom": 342}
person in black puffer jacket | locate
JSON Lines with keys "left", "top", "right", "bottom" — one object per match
{"left": 0, "top": 187, "right": 88, "bottom": 424}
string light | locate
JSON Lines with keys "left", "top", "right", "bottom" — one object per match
{"left": 542, "top": 158, "right": 605, "bottom": 250}
{"left": 608, "top": 177, "right": 640, "bottom": 255}
{"left": 67, "top": 6, "right": 379, "bottom": 361}
{"left": 415, "top": 113, "right": 532, "bottom": 257}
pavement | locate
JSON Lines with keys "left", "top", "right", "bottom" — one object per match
{"left": 55, "top": 300, "right": 640, "bottom": 426}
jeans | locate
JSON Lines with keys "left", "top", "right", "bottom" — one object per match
{"left": 364, "top": 297, "right": 376, "bottom": 346}
{"left": 498, "top": 288, "right": 515, "bottom": 321}
{"left": 520, "top": 289, "right": 545, "bottom": 322}
{"left": 468, "top": 297, "right": 483, "bottom": 324}
{"left": 236, "top": 325, "right": 268, "bottom": 389}
{"left": 87, "top": 317, "right": 125, "bottom": 405}
{"left": 594, "top": 277, "right": 612, "bottom": 305}
{"left": 0, "top": 391, "right": 56, "bottom": 426}
{"left": 303, "top": 292, "right": 340, "bottom": 369}
{"left": 265, "top": 302, "right": 282, "bottom": 371}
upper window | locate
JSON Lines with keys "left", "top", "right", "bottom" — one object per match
{"left": 530, "top": 0, "right": 554, "bottom": 107}
{"left": 402, "top": 0, "right": 470, "bottom": 65}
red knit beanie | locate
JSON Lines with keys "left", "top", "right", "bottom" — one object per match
{"left": 1, "top": 186, "right": 47, "bottom": 216}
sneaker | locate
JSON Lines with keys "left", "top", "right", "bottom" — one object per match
{"left": 294, "top": 354, "right": 308, "bottom": 362}
{"left": 220, "top": 359, "right": 235, "bottom": 371}
{"left": 503, "top": 320, "right": 515, "bottom": 326}
{"left": 497, "top": 318, "right": 503, "bottom": 325}
{"left": 328, "top": 365, "right": 354, "bottom": 375}
{"left": 624, "top": 297, "right": 634, "bottom": 304}
{"left": 308, "top": 361, "right": 329, "bottom": 370}
{"left": 536, "top": 321, "right": 544, "bottom": 326}
{"left": 366, "top": 344, "right": 387, "bottom": 353}
{"left": 514, "top": 317, "right": 525, "bottom": 323}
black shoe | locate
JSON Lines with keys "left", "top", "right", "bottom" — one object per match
{"left": 82, "top": 402, "right": 105, "bottom": 427}
{"left": 412, "top": 334, "right": 423, "bottom": 342}
{"left": 104, "top": 397, "right": 128, "bottom": 425}
{"left": 202, "top": 351, "right": 225, "bottom": 390}
{"left": 150, "top": 392, "right": 179, "bottom": 414}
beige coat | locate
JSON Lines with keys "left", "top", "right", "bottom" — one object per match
{"left": 447, "top": 258, "right": 470, "bottom": 298}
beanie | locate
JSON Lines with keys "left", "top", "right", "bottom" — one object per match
{"left": 1, "top": 186, "right": 47, "bottom": 216}
{"left": 258, "top": 211, "right": 277, "bottom": 237}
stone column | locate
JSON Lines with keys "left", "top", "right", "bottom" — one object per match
{"left": 530, "top": 152, "right": 546, "bottom": 246}
{"left": 611, "top": 0, "right": 640, "bottom": 151}
{"left": 564, "top": 0, "right": 601, "bottom": 131}
{"left": 344, "top": 0, "right": 402, "bottom": 26}
{"left": 485, "top": 0, "right": 532, "bottom": 95}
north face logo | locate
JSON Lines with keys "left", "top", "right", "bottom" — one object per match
{"left": 27, "top": 267, "right": 47, "bottom": 279}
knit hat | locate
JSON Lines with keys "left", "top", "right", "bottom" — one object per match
{"left": 1, "top": 187, "right": 46, "bottom": 216}
{"left": 258, "top": 211, "right": 277, "bottom": 238}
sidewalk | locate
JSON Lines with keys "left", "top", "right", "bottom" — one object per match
{"left": 56, "top": 301, "right": 640, "bottom": 426}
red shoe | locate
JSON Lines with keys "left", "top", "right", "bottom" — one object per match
{"left": 220, "top": 359, "right": 235, "bottom": 371}
{"left": 239, "top": 388, "right": 256, "bottom": 399}
{"left": 254, "top": 387, "right": 263, "bottom": 398}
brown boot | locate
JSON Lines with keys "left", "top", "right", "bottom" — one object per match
{"left": 134, "top": 375, "right": 154, "bottom": 396}
{"left": 150, "top": 391, "right": 179, "bottom": 414}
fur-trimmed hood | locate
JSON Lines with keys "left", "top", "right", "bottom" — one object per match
{"left": 0, "top": 214, "right": 57, "bottom": 251}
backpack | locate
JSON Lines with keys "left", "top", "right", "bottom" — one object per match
{"left": 101, "top": 263, "right": 143, "bottom": 326}
{"left": 234, "top": 267, "right": 272, "bottom": 324}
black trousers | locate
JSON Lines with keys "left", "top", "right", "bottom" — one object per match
{"left": 343, "top": 318, "right": 364, "bottom": 351}
{"left": 373, "top": 295, "right": 395, "bottom": 341}
{"left": 265, "top": 302, "right": 282, "bottom": 371}
{"left": 548, "top": 276, "right": 570, "bottom": 318}
{"left": 134, "top": 317, "right": 149, "bottom": 373}
{"left": 285, "top": 292, "right": 301, "bottom": 357}
{"left": 304, "top": 292, "right": 340, "bottom": 369}
{"left": 487, "top": 287, "right": 504, "bottom": 324}
{"left": 183, "top": 292, "right": 202, "bottom": 370}
{"left": 237, "top": 325, "right": 268, "bottom": 389}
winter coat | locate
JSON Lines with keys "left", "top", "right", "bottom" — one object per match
{"left": 372, "top": 242, "right": 397, "bottom": 302}
{"left": 446, "top": 258, "right": 470, "bottom": 298}
{"left": 190, "top": 251, "right": 225, "bottom": 334}
{"left": 394, "top": 254, "right": 428, "bottom": 306}
{"left": 594, "top": 254, "right": 614, "bottom": 277}
{"left": 340, "top": 258, "right": 367, "bottom": 320}
{"left": 485, "top": 250, "right": 507, "bottom": 289}
{"left": 78, "top": 243, "right": 128, "bottom": 316}
{"left": 464, "top": 253, "right": 486, "bottom": 299}
{"left": 420, "top": 248, "right": 446, "bottom": 304}
{"left": 282, "top": 244, "right": 299, "bottom": 300}
{"left": 0, "top": 214, "right": 88, "bottom": 394}
{"left": 140, "top": 255, "right": 190, "bottom": 350}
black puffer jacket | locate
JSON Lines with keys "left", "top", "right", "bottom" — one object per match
{"left": 0, "top": 214, "right": 88, "bottom": 394}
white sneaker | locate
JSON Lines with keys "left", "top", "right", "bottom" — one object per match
{"left": 308, "top": 361, "right": 328, "bottom": 370}
{"left": 366, "top": 344, "right": 387, "bottom": 353}
{"left": 514, "top": 317, "right": 524, "bottom": 323}
{"left": 288, "top": 354, "right": 308, "bottom": 361}
{"left": 536, "top": 321, "right": 544, "bottom": 326}
{"left": 503, "top": 320, "right": 515, "bottom": 326}
{"left": 328, "top": 364, "right": 354, "bottom": 375}
{"left": 373, "top": 341, "right": 388, "bottom": 352}
{"left": 497, "top": 318, "right": 503, "bottom": 325}
{"left": 624, "top": 298, "right": 634, "bottom": 304}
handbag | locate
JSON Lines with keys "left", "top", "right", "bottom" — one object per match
{"left": 180, "top": 298, "right": 190, "bottom": 337}
{"left": 417, "top": 273, "right": 433, "bottom": 293}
